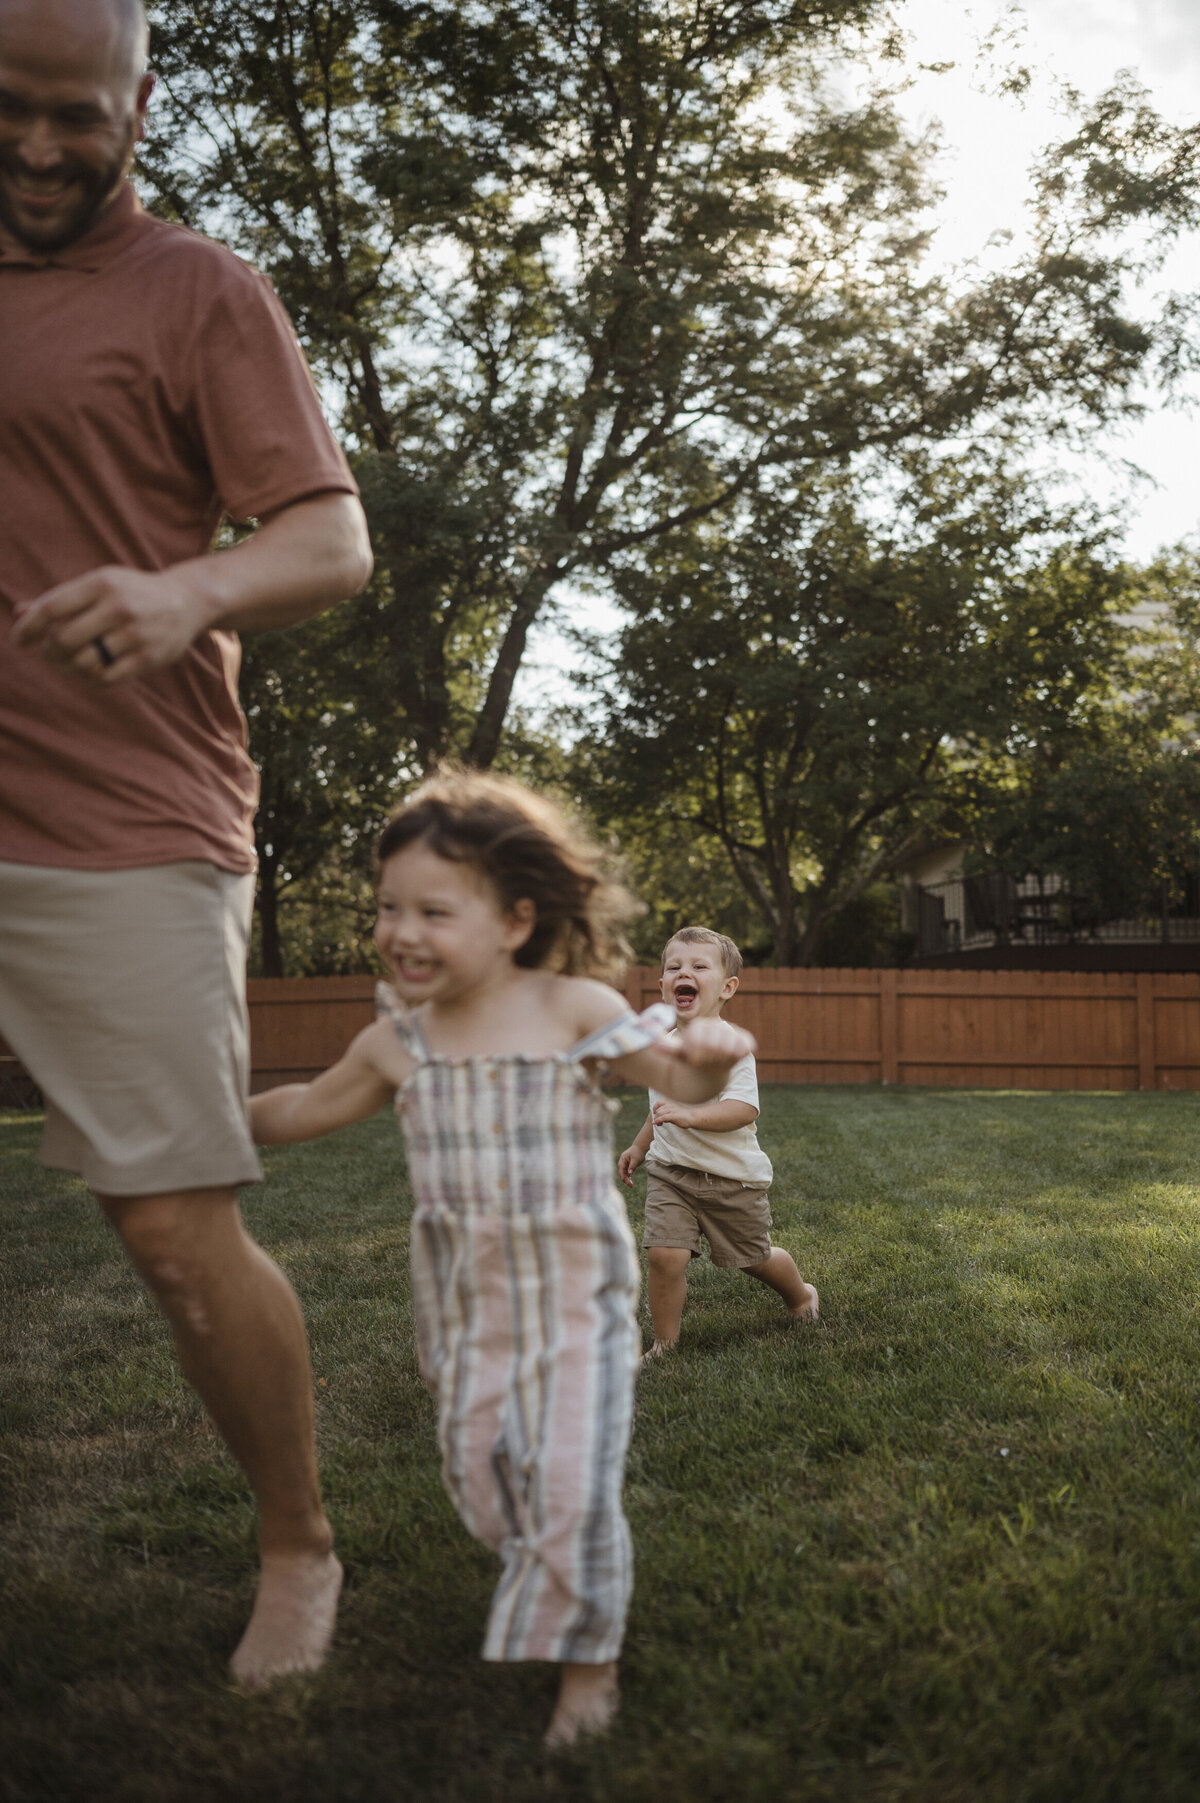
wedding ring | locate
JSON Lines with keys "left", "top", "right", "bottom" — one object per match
{"left": 93, "top": 635, "right": 115, "bottom": 667}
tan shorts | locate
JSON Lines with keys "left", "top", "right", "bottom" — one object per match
{"left": 0, "top": 859, "right": 262, "bottom": 1197}
{"left": 642, "top": 1160, "right": 772, "bottom": 1269}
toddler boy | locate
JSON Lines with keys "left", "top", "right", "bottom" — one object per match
{"left": 618, "top": 926, "right": 819, "bottom": 1357}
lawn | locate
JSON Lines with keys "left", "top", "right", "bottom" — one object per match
{"left": 3, "top": 1085, "right": 1200, "bottom": 1803}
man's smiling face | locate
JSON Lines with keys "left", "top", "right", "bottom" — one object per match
{"left": 659, "top": 938, "right": 739, "bottom": 1026}
{"left": 0, "top": 0, "right": 152, "bottom": 254}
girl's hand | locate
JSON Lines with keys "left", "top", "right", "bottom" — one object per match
{"left": 663, "top": 1017, "right": 755, "bottom": 1071}
{"left": 617, "top": 1144, "right": 644, "bottom": 1185}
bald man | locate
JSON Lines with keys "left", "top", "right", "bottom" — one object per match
{"left": 0, "top": 0, "right": 372, "bottom": 1686}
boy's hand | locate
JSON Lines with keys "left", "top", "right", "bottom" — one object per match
{"left": 651, "top": 1099, "right": 697, "bottom": 1129}
{"left": 661, "top": 1017, "right": 755, "bottom": 1072}
{"left": 617, "top": 1144, "right": 644, "bottom": 1185}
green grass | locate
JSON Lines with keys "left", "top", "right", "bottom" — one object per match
{"left": 4, "top": 1086, "right": 1200, "bottom": 1802}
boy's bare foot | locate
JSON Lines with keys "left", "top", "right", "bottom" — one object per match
{"left": 545, "top": 1660, "right": 619, "bottom": 1749}
{"left": 230, "top": 1550, "right": 343, "bottom": 1690}
{"left": 787, "top": 1283, "right": 819, "bottom": 1324}
{"left": 640, "top": 1338, "right": 676, "bottom": 1364}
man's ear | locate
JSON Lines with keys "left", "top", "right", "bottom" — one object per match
{"left": 506, "top": 897, "right": 537, "bottom": 950}
{"left": 720, "top": 973, "right": 740, "bottom": 1002}
{"left": 135, "top": 71, "right": 155, "bottom": 140}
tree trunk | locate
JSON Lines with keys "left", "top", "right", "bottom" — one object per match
{"left": 257, "top": 855, "right": 284, "bottom": 978}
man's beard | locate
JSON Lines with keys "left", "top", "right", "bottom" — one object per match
{"left": 0, "top": 133, "right": 135, "bottom": 253}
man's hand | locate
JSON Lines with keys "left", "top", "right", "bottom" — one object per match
{"left": 11, "top": 493, "right": 373, "bottom": 686}
{"left": 13, "top": 565, "right": 213, "bottom": 684}
{"left": 617, "top": 1144, "right": 645, "bottom": 1186}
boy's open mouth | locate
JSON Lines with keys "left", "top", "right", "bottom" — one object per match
{"left": 673, "top": 982, "right": 698, "bottom": 1008}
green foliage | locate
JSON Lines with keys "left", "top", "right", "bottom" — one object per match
{"left": 977, "top": 551, "right": 1200, "bottom": 924}
{"left": 136, "top": 7, "right": 1200, "bottom": 971}
{"left": 574, "top": 464, "right": 1132, "bottom": 962}
{"left": 141, "top": 4, "right": 1200, "bottom": 767}
{"left": 8, "top": 1090, "right": 1200, "bottom": 1799}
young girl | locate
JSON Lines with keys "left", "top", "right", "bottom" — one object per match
{"left": 250, "top": 769, "right": 754, "bottom": 1747}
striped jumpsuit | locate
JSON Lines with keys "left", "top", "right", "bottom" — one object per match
{"left": 378, "top": 985, "right": 674, "bottom": 1664}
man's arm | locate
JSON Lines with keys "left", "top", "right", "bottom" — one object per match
{"left": 12, "top": 491, "right": 373, "bottom": 685}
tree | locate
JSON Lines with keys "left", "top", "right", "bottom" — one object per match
{"left": 141, "top": 2, "right": 1200, "bottom": 777}
{"left": 572, "top": 462, "right": 1133, "bottom": 963}
{"left": 978, "top": 551, "right": 1200, "bottom": 925}
{"left": 240, "top": 607, "right": 406, "bottom": 974}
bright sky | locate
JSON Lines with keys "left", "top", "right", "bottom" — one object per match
{"left": 895, "top": 0, "right": 1200, "bottom": 561}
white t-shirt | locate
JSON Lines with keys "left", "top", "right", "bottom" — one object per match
{"left": 645, "top": 1038, "right": 773, "bottom": 1185}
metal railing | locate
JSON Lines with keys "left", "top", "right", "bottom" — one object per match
{"left": 915, "top": 873, "right": 1200, "bottom": 958}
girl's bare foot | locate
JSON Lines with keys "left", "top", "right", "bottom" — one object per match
{"left": 787, "top": 1283, "right": 819, "bottom": 1324}
{"left": 545, "top": 1660, "right": 619, "bottom": 1749}
{"left": 230, "top": 1550, "right": 343, "bottom": 1689}
{"left": 640, "top": 1338, "right": 676, "bottom": 1364}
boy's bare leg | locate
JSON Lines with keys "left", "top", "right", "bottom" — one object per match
{"left": 644, "top": 1246, "right": 691, "bottom": 1356}
{"left": 545, "top": 1660, "right": 619, "bottom": 1748}
{"left": 99, "top": 1189, "right": 341, "bottom": 1687}
{"left": 742, "top": 1247, "right": 819, "bottom": 1321}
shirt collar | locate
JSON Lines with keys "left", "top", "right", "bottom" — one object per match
{"left": 0, "top": 182, "right": 148, "bottom": 273}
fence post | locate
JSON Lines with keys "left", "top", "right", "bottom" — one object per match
{"left": 1136, "top": 972, "right": 1156, "bottom": 1092}
{"left": 880, "top": 968, "right": 899, "bottom": 1085}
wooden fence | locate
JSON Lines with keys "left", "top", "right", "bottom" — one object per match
{"left": 245, "top": 967, "right": 1200, "bottom": 1092}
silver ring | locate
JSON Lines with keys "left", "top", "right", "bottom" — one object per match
{"left": 93, "top": 635, "right": 115, "bottom": 668}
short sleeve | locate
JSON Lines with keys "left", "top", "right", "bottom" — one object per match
{"left": 718, "top": 1052, "right": 760, "bottom": 1111}
{"left": 188, "top": 262, "right": 357, "bottom": 523}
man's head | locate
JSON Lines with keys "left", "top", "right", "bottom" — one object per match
{"left": 0, "top": 0, "right": 151, "bottom": 253}
{"left": 659, "top": 926, "right": 742, "bottom": 1025}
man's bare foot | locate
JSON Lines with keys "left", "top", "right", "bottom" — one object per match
{"left": 787, "top": 1283, "right": 819, "bottom": 1324}
{"left": 229, "top": 1550, "right": 343, "bottom": 1690}
{"left": 545, "top": 1660, "right": 619, "bottom": 1749}
{"left": 640, "top": 1338, "right": 676, "bottom": 1364}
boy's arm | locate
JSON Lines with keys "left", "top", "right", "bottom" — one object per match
{"left": 651, "top": 1098, "right": 757, "bottom": 1132}
{"left": 250, "top": 1022, "right": 400, "bottom": 1144}
{"left": 617, "top": 1110, "right": 655, "bottom": 1185}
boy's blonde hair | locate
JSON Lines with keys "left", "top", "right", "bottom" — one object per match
{"left": 661, "top": 925, "right": 742, "bottom": 979}
{"left": 378, "top": 766, "right": 638, "bottom": 978}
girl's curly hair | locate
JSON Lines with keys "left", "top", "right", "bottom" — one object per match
{"left": 377, "top": 767, "right": 639, "bottom": 978}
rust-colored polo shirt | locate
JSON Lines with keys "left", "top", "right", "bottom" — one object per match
{"left": 0, "top": 183, "right": 358, "bottom": 873}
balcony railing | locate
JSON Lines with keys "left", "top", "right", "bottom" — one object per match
{"left": 915, "top": 873, "right": 1200, "bottom": 958}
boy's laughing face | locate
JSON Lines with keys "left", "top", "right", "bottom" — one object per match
{"left": 660, "top": 938, "right": 739, "bottom": 1025}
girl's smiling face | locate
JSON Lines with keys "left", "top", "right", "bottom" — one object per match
{"left": 374, "top": 839, "right": 534, "bottom": 1006}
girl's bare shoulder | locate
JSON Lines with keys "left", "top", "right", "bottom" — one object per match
{"left": 357, "top": 1013, "right": 417, "bottom": 1082}
{"left": 544, "top": 973, "right": 635, "bottom": 1038}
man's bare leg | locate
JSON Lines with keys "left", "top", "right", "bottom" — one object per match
{"left": 99, "top": 1188, "right": 341, "bottom": 1687}
{"left": 742, "top": 1246, "right": 819, "bottom": 1321}
{"left": 644, "top": 1245, "right": 691, "bottom": 1358}
{"left": 545, "top": 1660, "right": 619, "bottom": 1749}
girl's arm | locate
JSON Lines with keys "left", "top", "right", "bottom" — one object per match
{"left": 250, "top": 1021, "right": 402, "bottom": 1144}
{"left": 610, "top": 1017, "right": 756, "bottom": 1102}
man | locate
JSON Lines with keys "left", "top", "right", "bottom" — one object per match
{"left": 0, "top": 0, "right": 374, "bottom": 1686}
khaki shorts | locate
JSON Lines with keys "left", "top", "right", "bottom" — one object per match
{"left": 0, "top": 859, "right": 262, "bottom": 1197}
{"left": 642, "top": 1160, "right": 772, "bottom": 1269}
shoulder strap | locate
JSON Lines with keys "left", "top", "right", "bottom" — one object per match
{"left": 375, "top": 981, "right": 430, "bottom": 1061}
{"left": 567, "top": 1000, "right": 676, "bottom": 1064}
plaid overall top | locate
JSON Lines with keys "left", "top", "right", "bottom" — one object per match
{"left": 377, "top": 983, "right": 673, "bottom": 1663}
